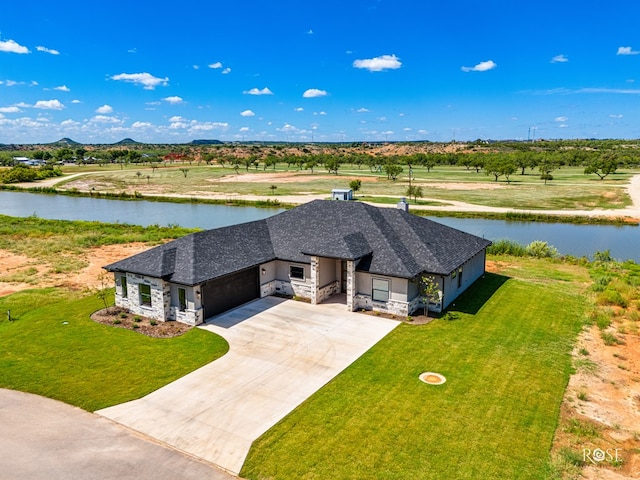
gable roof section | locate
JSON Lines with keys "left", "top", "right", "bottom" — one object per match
{"left": 105, "top": 200, "right": 491, "bottom": 284}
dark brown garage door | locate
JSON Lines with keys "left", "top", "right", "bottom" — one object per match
{"left": 201, "top": 267, "right": 259, "bottom": 318}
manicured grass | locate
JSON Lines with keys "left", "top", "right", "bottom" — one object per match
{"left": 241, "top": 266, "right": 587, "bottom": 480}
{"left": 0, "top": 289, "right": 228, "bottom": 411}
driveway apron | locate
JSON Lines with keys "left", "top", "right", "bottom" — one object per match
{"left": 97, "top": 296, "right": 398, "bottom": 475}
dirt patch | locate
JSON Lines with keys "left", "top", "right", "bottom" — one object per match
{"left": 91, "top": 307, "right": 192, "bottom": 338}
{"left": 425, "top": 182, "right": 505, "bottom": 191}
{"left": 553, "top": 325, "right": 640, "bottom": 479}
{"left": 215, "top": 172, "right": 378, "bottom": 184}
{"left": 0, "top": 243, "right": 151, "bottom": 296}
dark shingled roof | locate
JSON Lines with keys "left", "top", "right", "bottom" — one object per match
{"left": 105, "top": 200, "right": 491, "bottom": 285}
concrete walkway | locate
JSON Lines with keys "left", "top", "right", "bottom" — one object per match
{"left": 0, "top": 388, "right": 234, "bottom": 480}
{"left": 98, "top": 297, "right": 398, "bottom": 475}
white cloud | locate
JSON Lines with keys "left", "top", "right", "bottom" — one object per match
{"left": 90, "top": 115, "right": 121, "bottom": 124}
{"left": 222, "top": 67, "right": 231, "bottom": 74}
{"left": 555, "top": 116, "right": 568, "bottom": 122}
{"left": 0, "top": 39, "right": 30, "bottom": 54}
{"left": 36, "top": 45, "right": 60, "bottom": 55}
{"left": 169, "top": 116, "right": 185, "bottom": 122}
{"left": 193, "top": 65, "right": 200, "bottom": 70}
{"left": 278, "top": 124, "right": 299, "bottom": 133}
{"left": 243, "top": 87, "right": 273, "bottom": 95}
{"left": 461, "top": 60, "right": 497, "bottom": 72}
{"left": 54, "top": 85, "right": 70, "bottom": 92}
{"left": 551, "top": 54, "right": 568, "bottom": 63}
{"left": 209, "top": 62, "right": 223, "bottom": 69}
{"left": 60, "top": 119, "right": 79, "bottom": 127}
{"left": 617, "top": 46, "right": 640, "bottom": 55}
{"left": 163, "top": 96, "right": 184, "bottom": 104}
{"left": 418, "top": 129, "right": 428, "bottom": 134}
{"left": 240, "top": 109, "right": 255, "bottom": 117}
{"left": 132, "top": 121, "right": 152, "bottom": 128}
{"left": 111, "top": 72, "right": 169, "bottom": 89}
{"left": 169, "top": 121, "right": 188, "bottom": 129}
{"left": 558, "top": 124, "right": 568, "bottom": 128}
{"left": 189, "top": 121, "right": 228, "bottom": 131}
{"left": 609, "top": 114, "right": 623, "bottom": 118}
{"left": 71, "top": 99, "right": 81, "bottom": 104}
{"left": 294, "top": 107, "right": 304, "bottom": 112}
{"left": 353, "top": 54, "right": 402, "bottom": 72}
{"left": 34, "top": 99, "right": 64, "bottom": 110}
{"left": 307, "top": 29, "right": 314, "bottom": 35}
{"left": 403, "top": 127, "right": 412, "bottom": 131}
{"left": 0, "top": 106, "right": 21, "bottom": 113}
{"left": 239, "top": 126, "right": 250, "bottom": 132}
{"left": 303, "top": 88, "right": 328, "bottom": 98}
{"left": 356, "top": 107, "right": 369, "bottom": 113}
{"left": 96, "top": 104, "right": 113, "bottom": 114}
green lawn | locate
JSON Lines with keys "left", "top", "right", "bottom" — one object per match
{"left": 241, "top": 267, "right": 587, "bottom": 479}
{"left": 0, "top": 289, "right": 228, "bottom": 411}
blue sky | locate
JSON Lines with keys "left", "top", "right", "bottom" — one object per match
{"left": 1, "top": 0, "right": 640, "bottom": 144}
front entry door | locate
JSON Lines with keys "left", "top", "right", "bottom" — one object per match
{"left": 341, "top": 261, "right": 347, "bottom": 293}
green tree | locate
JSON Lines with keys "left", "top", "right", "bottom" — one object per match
{"left": 406, "top": 185, "right": 424, "bottom": 202}
{"left": 349, "top": 179, "right": 362, "bottom": 194}
{"left": 538, "top": 159, "right": 558, "bottom": 185}
{"left": 384, "top": 160, "right": 403, "bottom": 181}
{"left": 418, "top": 274, "right": 442, "bottom": 316}
{"left": 584, "top": 153, "right": 618, "bottom": 180}
{"left": 325, "top": 157, "right": 340, "bottom": 175}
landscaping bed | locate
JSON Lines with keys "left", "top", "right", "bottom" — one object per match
{"left": 91, "top": 307, "right": 192, "bottom": 338}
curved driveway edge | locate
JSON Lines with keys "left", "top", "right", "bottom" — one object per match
{"left": 98, "top": 297, "right": 398, "bottom": 475}
{"left": 0, "top": 388, "right": 234, "bottom": 480}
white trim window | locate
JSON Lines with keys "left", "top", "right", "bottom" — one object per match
{"left": 139, "top": 284, "right": 152, "bottom": 307}
{"left": 372, "top": 278, "right": 390, "bottom": 302}
{"left": 117, "top": 275, "right": 128, "bottom": 298}
{"left": 178, "top": 287, "right": 187, "bottom": 311}
{"left": 290, "top": 265, "right": 305, "bottom": 280}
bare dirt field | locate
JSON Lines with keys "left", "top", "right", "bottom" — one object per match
{"left": 0, "top": 243, "right": 149, "bottom": 297}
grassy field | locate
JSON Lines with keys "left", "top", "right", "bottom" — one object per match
{"left": 241, "top": 260, "right": 589, "bottom": 480}
{"left": 53, "top": 163, "right": 637, "bottom": 211}
{"left": 0, "top": 288, "right": 228, "bottom": 411}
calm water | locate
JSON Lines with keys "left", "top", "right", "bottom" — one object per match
{"left": 0, "top": 191, "right": 638, "bottom": 262}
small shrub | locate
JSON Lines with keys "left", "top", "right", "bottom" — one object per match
{"left": 577, "top": 390, "right": 589, "bottom": 401}
{"left": 119, "top": 312, "right": 128, "bottom": 319}
{"left": 578, "top": 347, "right": 589, "bottom": 356}
{"left": 443, "top": 312, "right": 460, "bottom": 321}
{"left": 558, "top": 447, "right": 585, "bottom": 467}
{"left": 132, "top": 324, "right": 140, "bottom": 329}
{"left": 525, "top": 240, "right": 559, "bottom": 258}
{"left": 406, "top": 316, "right": 413, "bottom": 322}
{"left": 113, "top": 319, "right": 121, "bottom": 325}
{"left": 601, "top": 331, "right": 621, "bottom": 346}
{"left": 594, "top": 250, "right": 614, "bottom": 263}
{"left": 487, "top": 239, "right": 526, "bottom": 256}
{"left": 150, "top": 320, "right": 158, "bottom": 326}
{"left": 595, "top": 313, "right": 612, "bottom": 330}
{"left": 597, "top": 289, "right": 628, "bottom": 308}
{"left": 563, "top": 418, "right": 600, "bottom": 439}
{"left": 574, "top": 358, "right": 598, "bottom": 374}
{"left": 133, "top": 316, "right": 142, "bottom": 323}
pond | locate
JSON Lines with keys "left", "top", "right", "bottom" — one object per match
{"left": 0, "top": 191, "right": 638, "bottom": 262}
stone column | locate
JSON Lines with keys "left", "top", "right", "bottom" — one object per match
{"left": 310, "top": 256, "right": 320, "bottom": 304}
{"left": 346, "top": 260, "right": 355, "bottom": 311}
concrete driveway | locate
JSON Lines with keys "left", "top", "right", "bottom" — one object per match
{"left": 98, "top": 296, "right": 397, "bottom": 475}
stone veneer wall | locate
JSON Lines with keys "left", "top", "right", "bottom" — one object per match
{"left": 114, "top": 273, "right": 167, "bottom": 322}
{"left": 261, "top": 279, "right": 314, "bottom": 300}
{"left": 317, "top": 281, "right": 339, "bottom": 303}
{"left": 354, "top": 293, "right": 411, "bottom": 316}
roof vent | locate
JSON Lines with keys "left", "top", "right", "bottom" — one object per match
{"left": 397, "top": 197, "right": 409, "bottom": 212}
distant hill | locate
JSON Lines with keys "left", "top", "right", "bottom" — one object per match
{"left": 49, "top": 137, "right": 82, "bottom": 146}
{"left": 113, "top": 138, "right": 141, "bottom": 146}
{"left": 190, "top": 139, "right": 223, "bottom": 145}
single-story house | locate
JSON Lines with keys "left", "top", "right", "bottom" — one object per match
{"left": 104, "top": 199, "right": 492, "bottom": 325}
